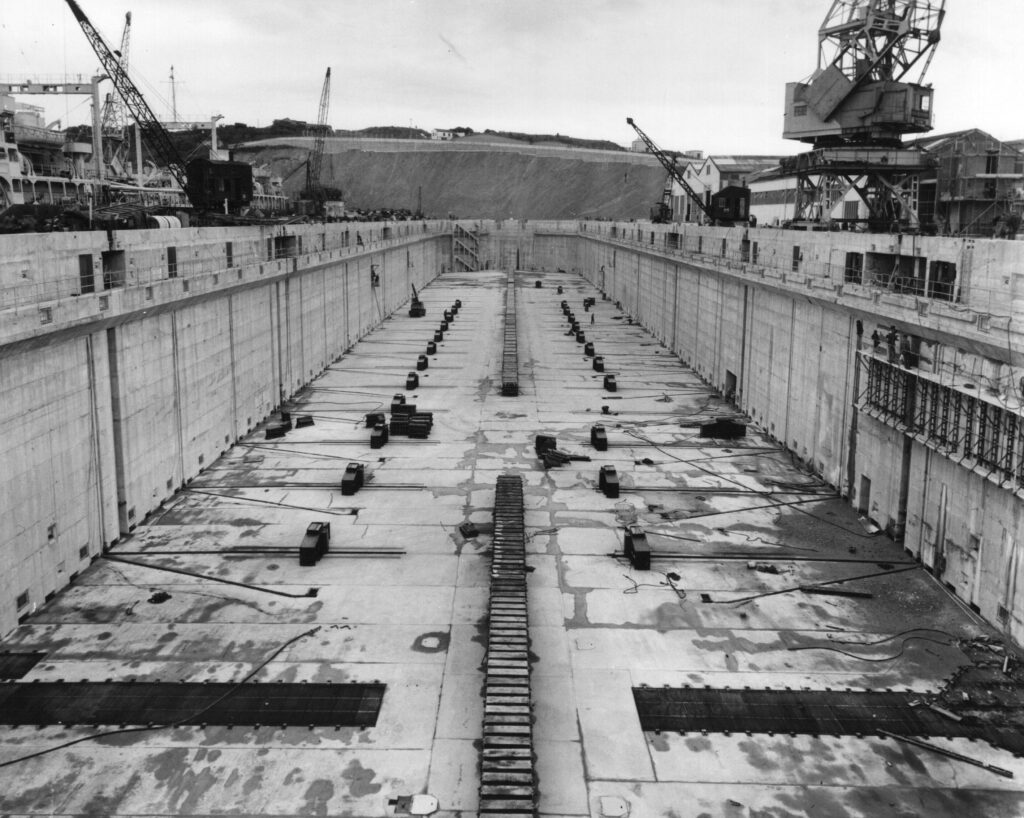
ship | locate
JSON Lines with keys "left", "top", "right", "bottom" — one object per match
{"left": 0, "top": 93, "right": 290, "bottom": 231}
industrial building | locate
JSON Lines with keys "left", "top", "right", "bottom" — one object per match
{"left": 907, "top": 129, "right": 1024, "bottom": 236}
{"left": 671, "top": 156, "right": 782, "bottom": 224}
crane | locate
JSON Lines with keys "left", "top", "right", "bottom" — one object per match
{"left": 305, "top": 67, "right": 331, "bottom": 214}
{"left": 64, "top": 0, "right": 190, "bottom": 196}
{"left": 780, "top": 0, "right": 945, "bottom": 230}
{"left": 627, "top": 117, "right": 748, "bottom": 225}
{"left": 784, "top": 0, "right": 945, "bottom": 146}
{"left": 64, "top": 0, "right": 257, "bottom": 216}
{"left": 98, "top": 11, "right": 133, "bottom": 176}
{"left": 99, "top": 11, "right": 131, "bottom": 135}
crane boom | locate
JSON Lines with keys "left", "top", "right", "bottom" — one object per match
{"left": 626, "top": 117, "right": 713, "bottom": 222}
{"left": 307, "top": 67, "right": 331, "bottom": 207}
{"left": 99, "top": 11, "right": 131, "bottom": 133}
{"left": 64, "top": 0, "right": 191, "bottom": 197}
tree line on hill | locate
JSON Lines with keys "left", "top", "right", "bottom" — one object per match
{"left": 62, "top": 120, "right": 628, "bottom": 155}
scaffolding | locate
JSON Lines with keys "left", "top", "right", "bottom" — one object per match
{"left": 859, "top": 352, "right": 1024, "bottom": 489}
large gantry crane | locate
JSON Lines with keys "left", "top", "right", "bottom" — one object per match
{"left": 626, "top": 117, "right": 748, "bottom": 225}
{"left": 781, "top": 0, "right": 945, "bottom": 231}
{"left": 64, "top": 0, "right": 256, "bottom": 216}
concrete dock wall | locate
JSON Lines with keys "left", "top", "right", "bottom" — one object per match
{"left": 4, "top": 216, "right": 1023, "bottom": 643}
{"left": 479, "top": 219, "right": 1024, "bottom": 645}
{"left": 0, "top": 221, "right": 448, "bottom": 633}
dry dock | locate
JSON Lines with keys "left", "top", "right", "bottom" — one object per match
{"left": 1, "top": 263, "right": 1022, "bottom": 816}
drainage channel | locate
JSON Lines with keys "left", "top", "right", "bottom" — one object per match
{"left": 479, "top": 474, "right": 536, "bottom": 815}
{"left": 501, "top": 270, "right": 519, "bottom": 396}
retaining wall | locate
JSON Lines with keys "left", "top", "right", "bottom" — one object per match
{"left": 477, "top": 220, "right": 1024, "bottom": 645}
{"left": 0, "top": 221, "right": 448, "bottom": 633}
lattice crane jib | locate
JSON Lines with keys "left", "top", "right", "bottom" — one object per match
{"left": 64, "top": 0, "right": 190, "bottom": 197}
{"left": 786, "top": 0, "right": 946, "bottom": 146}
{"left": 817, "top": 0, "right": 945, "bottom": 85}
{"left": 626, "top": 117, "right": 713, "bottom": 223}
{"left": 99, "top": 11, "right": 131, "bottom": 135}
{"left": 307, "top": 67, "right": 331, "bottom": 205}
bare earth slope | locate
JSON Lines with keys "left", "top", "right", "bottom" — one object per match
{"left": 236, "top": 137, "right": 669, "bottom": 220}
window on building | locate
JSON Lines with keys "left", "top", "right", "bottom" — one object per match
{"left": 844, "top": 252, "right": 864, "bottom": 284}
{"left": 101, "top": 250, "right": 125, "bottom": 289}
{"left": 793, "top": 104, "right": 808, "bottom": 117}
{"left": 78, "top": 253, "right": 94, "bottom": 294}
{"left": 225, "top": 241, "right": 233, "bottom": 268}
{"left": 792, "top": 246, "right": 801, "bottom": 272}
{"left": 928, "top": 260, "right": 957, "bottom": 301}
{"left": 167, "top": 246, "right": 178, "bottom": 278}
{"left": 985, "top": 151, "right": 999, "bottom": 175}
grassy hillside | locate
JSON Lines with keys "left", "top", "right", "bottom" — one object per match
{"left": 236, "top": 140, "right": 667, "bottom": 220}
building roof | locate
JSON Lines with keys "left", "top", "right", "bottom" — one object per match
{"left": 745, "top": 165, "right": 787, "bottom": 183}
{"left": 707, "top": 156, "right": 784, "bottom": 174}
{"left": 906, "top": 128, "right": 1023, "bottom": 156}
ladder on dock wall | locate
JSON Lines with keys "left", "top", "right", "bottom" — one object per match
{"left": 453, "top": 224, "right": 480, "bottom": 271}
{"left": 479, "top": 473, "right": 536, "bottom": 815}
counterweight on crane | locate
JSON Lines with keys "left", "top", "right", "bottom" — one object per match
{"left": 780, "top": 0, "right": 946, "bottom": 231}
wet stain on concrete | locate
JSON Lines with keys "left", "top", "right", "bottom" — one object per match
{"left": 648, "top": 732, "right": 670, "bottom": 751}
{"left": 691, "top": 631, "right": 788, "bottom": 657}
{"left": 143, "top": 747, "right": 220, "bottom": 813}
{"left": 1, "top": 770, "right": 83, "bottom": 811}
{"left": 340, "top": 758, "right": 382, "bottom": 796}
{"left": 241, "top": 765, "right": 266, "bottom": 796}
{"left": 757, "top": 793, "right": 826, "bottom": 818}
{"left": 685, "top": 735, "right": 713, "bottom": 752}
{"left": 411, "top": 630, "right": 450, "bottom": 653}
{"left": 650, "top": 600, "right": 699, "bottom": 632}
{"left": 76, "top": 771, "right": 143, "bottom": 815}
{"left": 872, "top": 737, "right": 929, "bottom": 783}
{"left": 299, "top": 778, "right": 335, "bottom": 815}
{"left": 737, "top": 737, "right": 782, "bottom": 771}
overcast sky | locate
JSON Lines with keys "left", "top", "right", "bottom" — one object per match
{"left": 2, "top": 0, "right": 1021, "bottom": 155}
